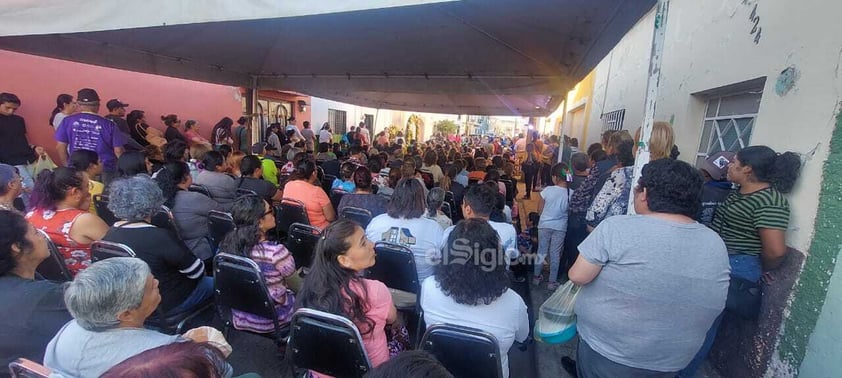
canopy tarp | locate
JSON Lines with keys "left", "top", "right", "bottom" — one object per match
{"left": 0, "top": 0, "right": 655, "bottom": 116}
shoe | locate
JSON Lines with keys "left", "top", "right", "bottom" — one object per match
{"left": 547, "top": 281, "right": 560, "bottom": 291}
{"left": 532, "top": 275, "right": 543, "bottom": 285}
{"left": 561, "top": 357, "right": 578, "bottom": 378}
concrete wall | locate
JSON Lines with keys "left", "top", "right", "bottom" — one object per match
{"left": 563, "top": 0, "right": 842, "bottom": 375}
{"left": 0, "top": 50, "right": 243, "bottom": 160}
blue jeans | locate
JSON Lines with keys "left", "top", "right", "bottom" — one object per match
{"left": 678, "top": 254, "right": 761, "bottom": 377}
{"left": 14, "top": 164, "right": 34, "bottom": 209}
{"left": 168, "top": 276, "right": 214, "bottom": 315}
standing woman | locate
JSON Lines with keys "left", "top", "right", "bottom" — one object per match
{"left": 521, "top": 141, "right": 540, "bottom": 200}
{"left": 211, "top": 117, "right": 235, "bottom": 150}
{"left": 161, "top": 114, "right": 187, "bottom": 144}
{"left": 297, "top": 220, "right": 398, "bottom": 372}
{"left": 26, "top": 167, "right": 109, "bottom": 276}
{"left": 319, "top": 122, "right": 333, "bottom": 145}
{"left": 50, "top": 94, "right": 76, "bottom": 130}
{"left": 585, "top": 132, "right": 636, "bottom": 230}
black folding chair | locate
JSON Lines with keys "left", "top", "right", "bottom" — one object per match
{"left": 320, "top": 159, "right": 341, "bottom": 178}
{"left": 275, "top": 198, "right": 310, "bottom": 240}
{"left": 151, "top": 205, "right": 182, "bottom": 240}
{"left": 8, "top": 358, "right": 50, "bottom": 378}
{"left": 329, "top": 190, "right": 346, "bottom": 213}
{"left": 340, "top": 206, "right": 373, "bottom": 228}
{"left": 420, "top": 171, "right": 435, "bottom": 189}
{"left": 441, "top": 202, "right": 453, "bottom": 221}
{"left": 92, "top": 194, "right": 118, "bottom": 226}
{"left": 285, "top": 223, "right": 321, "bottom": 271}
{"left": 188, "top": 184, "right": 213, "bottom": 198}
{"left": 366, "top": 242, "right": 424, "bottom": 344}
{"left": 444, "top": 191, "right": 461, "bottom": 222}
{"left": 500, "top": 179, "right": 515, "bottom": 208}
{"left": 420, "top": 324, "right": 504, "bottom": 378}
{"left": 287, "top": 308, "right": 371, "bottom": 378}
{"left": 208, "top": 210, "right": 235, "bottom": 252}
{"left": 214, "top": 253, "right": 289, "bottom": 346}
{"left": 34, "top": 230, "right": 73, "bottom": 281}
{"left": 91, "top": 240, "right": 136, "bottom": 262}
{"left": 321, "top": 174, "right": 337, "bottom": 194}
{"left": 236, "top": 188, "right": 258, "bottom": 198}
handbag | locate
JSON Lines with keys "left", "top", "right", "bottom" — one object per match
{"left": 27, "top": 154, "right": 57, "bottom": 177}
{"left": 725, "top": 276, "right": 762, "bottom": 320}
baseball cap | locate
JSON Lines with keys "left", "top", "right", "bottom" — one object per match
{"left": 106, "top": 99, "right": 130, "bottom": 111}
{"left": 700, "top": 151, "right": 736, "bottom": 181}
{"left": 77, "top": 88, "right": 100, "bottom": 104}
{"left": 0, "top": 164, "right": 18, "bottom": 188}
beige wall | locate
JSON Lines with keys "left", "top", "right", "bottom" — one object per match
{"left": 576, "top": 0, "right": 842, "bottom": 253}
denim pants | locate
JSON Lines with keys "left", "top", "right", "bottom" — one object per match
{"left": 14, "top": 164, "right": 34, "bottom": 209}
{"left": 677, "top": 254, "right": 761, "bottom": 377}
{"left": 534, "top": 228, "right": 566, "bottom": 282}
{"left": 168, "top": 276, "right": 214, "bottom": 315}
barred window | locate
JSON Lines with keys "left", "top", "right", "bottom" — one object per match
{"left": 329, "top": 109, "right": 348, "bottom": 135}
{"left": 600, "top": 109, "right": 625, "bottom": 131}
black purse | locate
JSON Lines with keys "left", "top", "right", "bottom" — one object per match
{"left": 725, "top": 276, "right": 762, "bottom": 320}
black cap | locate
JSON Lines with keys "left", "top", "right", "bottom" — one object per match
{"left": 106, "top": 99, "right": 129, "bottom": 111}
{"left": 77, "top": 88, "right": 100, "bottom": 104}
{"left": 252, "top": 142, "right": 267, "bottom": 154}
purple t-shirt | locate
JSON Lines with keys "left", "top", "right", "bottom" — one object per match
{"left": 55, "top": 112, "right": 126, "bottom": 171}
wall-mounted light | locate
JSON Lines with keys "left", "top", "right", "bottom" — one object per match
{"left": 297, "top": 100, "right": 308, "bottom": 113}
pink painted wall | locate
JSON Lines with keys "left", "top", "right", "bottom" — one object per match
{"left": 0, "top": 49, "right": 244, "bottom": 159}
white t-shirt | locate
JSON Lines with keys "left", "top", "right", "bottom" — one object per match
{"left": 420, "top": 277, "right": 529, "bottom": 378}
{"left": 319, "top": 129, "right": 333, "bottom": 144}
{"left": 539, "top": 185, "right": 572, "bottom": 231}
{"left": 52, "top": 112, "right": 67, "bottom": 130}
{"left": 442, "top": 219, "right": 519, "bottom": 260}
{"left": 366, "top": 214, "right": 444, "bottom": 282}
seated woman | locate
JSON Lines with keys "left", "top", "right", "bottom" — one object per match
{"left": 220, "top": 195, "right": 298, "bottom": 333}
{"left": 282, "top": 157, "right": 335, "bottom": 230}
{"left": 297, "top": 220, "right": 397, "bottom": 372}
{"left": 44, "top": 257, "right": 231, "bottom": 377}
{"left": 376, "top": 167, "right": 402, "bottom": 199}
{"left": 237, "top": 155, "right": 282, "bottom": 203}
{"left": 332, "top": 161, "right": 357, "bottom": 193}
{"left": 68, "top": 149, "right": 104, "bottom": 214}
{"left": 337, "top": 166, "right": 388, "bottom": 218}
{"left": 194, "top": 151, "right": 238, "bottom": 206}
{"left": 182, "top": 120, "right": 212, "bottom": 148}
{"left": 424, "top": 188, "right": 452, "bottom": 230}
{"left": 0, "top": 210, "right": 73, "bottom": 370}
{"left": 154, "top": 161, "right": 223, "bottom": 261}
{"left": 103, "top": 176, "right": 213, "bottom": 316}
{"left": 365, "top": 178, "right": 443, "bottom": 282}
{"left": 26, "top": 167, "right": 109, "bottom": 276}
{"left": 420, "top": 219, "right": 529, "bottom": 378}
{"left": 420, "top": 150, "right": 444, "bottom": 184}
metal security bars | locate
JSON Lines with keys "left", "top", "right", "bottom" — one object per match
{"left": 695, "top": 91, "right": 762, "bottom": 166}
{"left": 329, "top": 109, "right": 348, "bottom": 135}
{"left": 600, "top": 109, "right": 625, "bottom": 131}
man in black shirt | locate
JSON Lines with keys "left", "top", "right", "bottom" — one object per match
{"left": 105, "top": 99, "right": 144, "bottom": 152}
{"left": 0, "top": 93, "right": 46, "bottom": 206}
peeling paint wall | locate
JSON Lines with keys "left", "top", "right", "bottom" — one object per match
{"left": 572, "top": 0, "right": 842, "bottom": 375}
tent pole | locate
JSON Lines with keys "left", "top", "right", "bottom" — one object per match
{"left": 250, "top": 76, "right": 259, "bottom": 148}
{"left": 627, "top": 0, "right": 669, "bottom": 215}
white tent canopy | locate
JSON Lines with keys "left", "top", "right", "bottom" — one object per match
{"left": 0, "top": 0, "right": 655, "bottom": 116}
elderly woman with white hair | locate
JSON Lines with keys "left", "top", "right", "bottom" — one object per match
{"left": 43, "top": 258, "right": 233, "bottom": 378}
{"left": 102, "top": 176, "right": 212, "bottom": 316}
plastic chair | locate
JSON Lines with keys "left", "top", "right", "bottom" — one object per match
{"left": 285, "top": 223, "right": 321, "bottom": 271}
{"left": 8, "top": 358, "right": 50, "bottom": 378}
{"left": 321, "top": 174, "right": 337, "bottom": 194}
{"left": 188, "top": 184, "right": 213, "bottom": 198}
{"left": 420, "top": 324, "right": 504, "bottom": 378}
{"left": 444, "top": 190, "right": 461, "bottom": 222}
{"left": 35, "top": 229, "right": 72, "bottom": 281}
{"left": 340, "top": 206, "right": 373, "bottom": 228}
{"left": 274, "top": 198, "right": 310, "bottom": 239}
{"left": 208, "top": 210, "right": 235, "bottom": 252}
{"left": 91, "top": 240, "right": 136, "bottom": 262}
{"left": 214, "top": 253, "right": 289, "bottom": 345}
{"left": 329, "top": 190, "right": 345, "bottom": 213}
{"left": 366, "top": 242, "right": 420, "bottom": 309}
{"left": 92, "top": 194, "right": 118, "bottom": 226}
{"left": 440, "top": 202, "right": 453, "bottom": 221}
{"left": 286, "top": 308, "right": 371, "bottom": 378}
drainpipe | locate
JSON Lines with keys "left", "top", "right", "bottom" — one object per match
{"left": 249, "top": 76, "right": 259, "bottom": 148}
{"left": 627, "top": 0, "right": 669, "bottom": 214}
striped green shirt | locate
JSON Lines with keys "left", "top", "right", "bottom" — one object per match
{"left": 711, "top": 187, "right": 790, "bottom": 255}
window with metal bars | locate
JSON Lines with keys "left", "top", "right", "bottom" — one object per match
{"left": 600, "top": 109, "right": 625, "bottom": 131}
{"left": 695, "top": 90, "right": 763, "bottom": 167}
{"left": 329, "top": 109, "right": 347, "bottom": 136}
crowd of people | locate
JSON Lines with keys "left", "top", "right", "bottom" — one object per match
{"left": 0, "top": 86, "right": 803, "bottom": 378}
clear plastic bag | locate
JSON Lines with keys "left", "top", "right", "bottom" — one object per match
{"left": 535, "top": 281, "right": 579, "bottom": 344}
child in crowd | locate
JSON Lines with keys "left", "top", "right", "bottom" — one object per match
{"left": 515, "top": 212, "right": 540, "bottom": 282}
{"left": 533, "top": 163, "right": 572, "bottom": 290}
{"left": 332, "top": 161, "right": 357, "bottom": 192}
{"left": 697, "top": 151, "right": 736, "bottom": 227}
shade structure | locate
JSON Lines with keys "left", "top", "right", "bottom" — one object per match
{"left": 0, "top": 0, "right": 655, "bottom": 116}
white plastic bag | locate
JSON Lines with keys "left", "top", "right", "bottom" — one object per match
{"left": 535, "top": 281, "right": 579, "bottom": 344}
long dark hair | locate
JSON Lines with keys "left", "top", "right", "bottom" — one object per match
{"left": 101, "top": 342, "right": 228, "bottom": 378}
{"left": 161, "top": 114, "right": 179, "bottom": 127}
{"left": 220, "top": 195, "right": 267, "bottom": 257}
{"left": 289, "top": 157, "right": 316, "bottom": 182}
{"left": 153, "top": 161, "right": 191, "bottom": 208}
{"left": 202, "top": 151, "right": 226, "bottom": 172}
{"left": 50, "top": 94, "right": 73, "bottom": 125}
{"left": 117, "top": 151, "right": 149, "bottom": 177}
{"left": 387, "top": 178, "right": 426, "bottom": 219}
{"left": 0, "top": 210, "right": 34, "bottom": 276}
{"left": 296, "top": 220, "right": 375, "bottom": 335}
{"left": 30, "top": 167, "right": 84, "bottom": 211}
{"left": 435, "top": 219, "right": 509, "bottom": 305}
{"left": 211, "top": 117, "right": 234, "bottom": 145}
{"left": 737, "top": 146, "right": 802, "bottom": 193}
